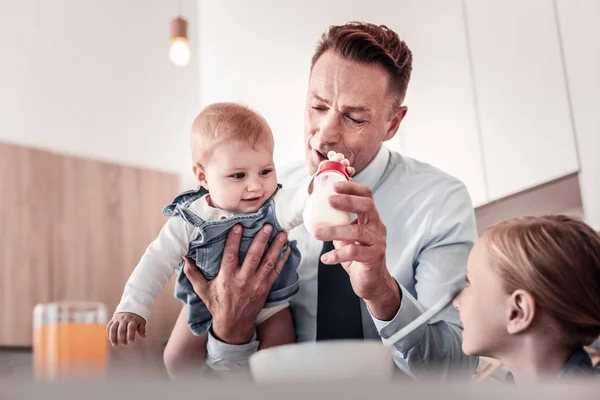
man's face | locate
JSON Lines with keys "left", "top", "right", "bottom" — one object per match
{"left": 304, "top": 51, "right": 407, "bottom": 175}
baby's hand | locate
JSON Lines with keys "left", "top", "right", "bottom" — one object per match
{"left": 107, "top": 312, "right": 146, "bottom": 347}
{"left": 327, "top": 151, "right": 355, "bottom": 177}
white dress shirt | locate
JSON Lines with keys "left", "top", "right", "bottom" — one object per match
{"left": 206, "top": 145, "right": 479, "bottom": 379}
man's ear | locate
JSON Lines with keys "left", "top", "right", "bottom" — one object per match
{"left": 384, "top": 105, "right": 408, "bottom": 141}
{"left": 192, "top": 164, "right": 208, "bottom": 188}
{"left": 506, "top": 289, "right": 536, "bottom": 335}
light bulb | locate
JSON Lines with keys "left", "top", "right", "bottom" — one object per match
{"left": 169, "top": 16, "right": 190, "bottom": 67}
{"left": 170, "top": 37, "right": 190, "bottom": 67}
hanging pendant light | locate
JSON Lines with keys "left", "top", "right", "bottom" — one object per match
{"left": 169, "top": 1, "right": 190, "bottom": 67}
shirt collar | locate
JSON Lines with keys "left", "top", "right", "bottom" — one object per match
{"left": 560, "top": 347, "right": 595, "bottom": 378}
{"left": 504, "top": 347, "right": 596, "bottom": 383}
{"left": 189, "top": 194, "right": 234, "bottom": 221}
{"left": 351, "top": 144, "right": 391, "bottom": 189}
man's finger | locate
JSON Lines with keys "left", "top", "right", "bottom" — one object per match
{"left": 220, "top": 225, "right": 243, "bottom": 277}
{"left": 183, "top": 256, "right": 209, "bottom": 297}
{"left": 240, "top": 224, "right": 273, "bottom": 275}
{"left": 329, "top": 193, "right": 377, "bottom": 217}
{"left": 332, "top": 180, "right": 373, "bottom": 197}
{"left": 313, "top": 224, "right": 375, "bottom": 245}
{"left": 255, "top": 230, "right": 287, "bottom": 278}
{"left": 320, "top": 243, "right": 380, "bottom": 266}
{"left": 257, "top": 231, "right": 288, "bottom": 281}
{"left": 266, "top": 246, "right": 290, "bottom": 286}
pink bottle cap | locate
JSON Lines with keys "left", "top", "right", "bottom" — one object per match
{"left": 316, "top": 160, "right": 350, "bottom": 181}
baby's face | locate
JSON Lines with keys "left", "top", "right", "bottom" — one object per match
{"left": 201, "top": 142, "right": 278, "bottom": 214}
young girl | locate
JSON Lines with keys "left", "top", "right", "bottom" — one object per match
{"left": 106, "top": 102, "right": 353, "bottom": 376}
{"left": 453, "top": 215, "right": 600, "bottom": 384}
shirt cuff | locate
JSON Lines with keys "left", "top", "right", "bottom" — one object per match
{"left": 114, "top": 300, "right": 150, "bottom": 322}
{"left": 368, "top": 282, "right": 427, "bottom": 352}
{"left": 205, "top": 329, "right": 259, "bottom": 371}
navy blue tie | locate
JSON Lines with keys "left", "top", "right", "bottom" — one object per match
{"left": 316, "top": 241, "right": 364, "bottom": 340}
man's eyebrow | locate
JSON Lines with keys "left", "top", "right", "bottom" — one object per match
{"left": 311, "top": 93, "right": 372, "bottom": 113}
{"left": 310, "top": 93, "right": 330, "bottom": 104}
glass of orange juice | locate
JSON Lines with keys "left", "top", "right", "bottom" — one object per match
{"left": 33, "top": 302, "right": 109, "bottom": 381}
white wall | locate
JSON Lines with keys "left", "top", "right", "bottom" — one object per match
{"left": 556, "top": 0, "right": 600, "bottom": 231}
{"left": 196, "top": 0, "right": 591, "bottom": 210}
{"left": 2, "top": 0, "right": 596, "bottom": 221}
{"left": 197, "top": 0, "right": 491, "bottom": 205}
{"left": 383, "top": 1, "right": 488, "bottom": 206}
{"left": 464, "top": 0, "right": 579, "bottom": 201}
{"left": 197, "top": 0, "right": 366, "bottom": 167}
{"left": 0, "top": 0, "right": 199, "bottom": 179}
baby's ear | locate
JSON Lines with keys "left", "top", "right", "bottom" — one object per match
{"left": 192, "top": 164, "right": 208, "bottom": 187}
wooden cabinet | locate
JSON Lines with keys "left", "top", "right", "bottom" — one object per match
{"left": 464, "top": 0, "right": 579, "bottom": 200}
{"left": 0, "top": 142, "right": 181, "bottom": 352}
{"left": 0, "top": 144, "right": 54, "bottom": 347}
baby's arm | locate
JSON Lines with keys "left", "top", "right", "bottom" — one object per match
{"left": 275, "top": 151, "right": 354, "bottom": 232}
{"left": 273, "top": 180, "right": 312, "bottom": 232}
{"left": 108, "top": 216, "right": 196, "bottom": 346}
{"left": 256, "top": 306, "right": 295, "bottom": 350}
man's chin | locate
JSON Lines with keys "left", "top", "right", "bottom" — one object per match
{"left": 307, "top": 159, "right": 319, "bottom": 175}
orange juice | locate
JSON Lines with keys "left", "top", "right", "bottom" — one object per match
{"left": 33, "top": 302, "right": 108, "bottom": 380}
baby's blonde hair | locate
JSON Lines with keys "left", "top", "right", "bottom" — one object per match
{"left": 484, "top": 215, "right": 600, "bottom": 347}
{"left": 190, "top": 102, "right": 274, "bottom": 165}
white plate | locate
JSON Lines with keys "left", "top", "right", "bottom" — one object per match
{"left": 249, "top": 340, "right": 394, "bottom": 384}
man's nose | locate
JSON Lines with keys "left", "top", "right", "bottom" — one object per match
{"left": 317, "top": 112, "right": 342, "bottom": 145}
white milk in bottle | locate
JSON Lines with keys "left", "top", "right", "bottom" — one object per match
{"left": 303, "top": 160, "right": 351, "bottom": 236}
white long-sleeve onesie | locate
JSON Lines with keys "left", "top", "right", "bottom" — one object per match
{"left": 114, "top": 183, "right": 309, "bottom": 325}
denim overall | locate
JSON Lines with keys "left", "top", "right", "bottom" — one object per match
{"left": 163, "top": 185, "right": 301, "bottom": 335}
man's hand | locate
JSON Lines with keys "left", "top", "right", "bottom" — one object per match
{"left": 313, "top": 181, "right": 401, "bottom": 321}
{"left": 183, "top": 224, "right": 291, "bottom": 345}
{"left": 107, "top": 312, "right": 146, "bottom": 347}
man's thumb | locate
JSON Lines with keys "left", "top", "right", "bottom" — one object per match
{"left": 183, "top": 256, "right": 208, "bottom": 293}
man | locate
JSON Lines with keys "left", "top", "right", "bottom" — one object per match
{"left": 164, "top": 21, "right": 479, "bottom": 380}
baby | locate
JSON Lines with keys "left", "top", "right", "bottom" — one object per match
{"left": 107, "top": 102, "right": 353, "bottom": 363}
{"left": 453, "top": 215, "right": 600, "bottom": 384}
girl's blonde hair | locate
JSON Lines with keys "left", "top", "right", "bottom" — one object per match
{"left": 190, "top": 102, "right": 274, "bottom": 165}
{"left": 484, "top": 215, "right": 600, "bottom": 347}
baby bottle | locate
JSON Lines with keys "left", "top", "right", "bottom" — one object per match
{"left": 303, "top": 160, "right": 351, "bottom": 236}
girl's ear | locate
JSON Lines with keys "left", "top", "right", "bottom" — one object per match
{"left": 506, "top": 289, "right": 536, "bottom": 335}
